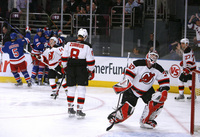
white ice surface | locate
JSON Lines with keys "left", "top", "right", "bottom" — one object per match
{"left": 0, "top": 83, "right": 199, "bottom": 137}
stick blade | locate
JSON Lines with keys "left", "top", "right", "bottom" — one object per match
{"left": 106, "top": 123, "right": 114, "bottom": 131}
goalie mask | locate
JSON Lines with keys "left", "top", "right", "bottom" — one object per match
{"left": 146, "top": 50, "right": 159, "bottom": 65}
{"left": 77, "top": 28, "right": 88, "bottom": 41}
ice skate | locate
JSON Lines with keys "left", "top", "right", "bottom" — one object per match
{"left": 68, "top": 108, "right": 76, "bottom": 117}
{"left": 187, "top": 95, "right": 197, "bottom": 100}
{"left": 140, "top": 120, "right": 157, "bottom": 129}
{"left": 174, "top": 94, "right": 185, "bottom": 100}
{"left": 31, "top": 78, "right": 38, "bottom": 85}
{"left": 43, "top": 78, "right": 49, "bottom": 85}
{"left": 15, "top": 81, "right": 23, "bottom": 86}
{"left": 76, "top": 110, "right": 86, "bottom": 119}
{"left": 38, "top": 79, "right": 43, "bottom": 85}
{"left": 27, "top": 80, "right": 32, "bottom": 87}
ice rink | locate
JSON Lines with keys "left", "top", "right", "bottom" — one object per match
{"left": 0, "top": 83, "right": 199, "bottom": 137}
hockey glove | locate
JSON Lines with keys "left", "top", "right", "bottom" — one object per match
{"left": 183, "top": 67, "right": 190, "bottom": 74}
{"left": 88, "top": 70, "right": 95, "bottom": 80}
{"left": 152, "top": 90, "right": 168, "bottom": 103}
{"left": 61, "top": 67, "right": 67, "bottom": 74}
{"left": 44, "top": 42, "right": 50, "bottom": 48}
{"left": 25, "top": 26, "right": 31, "bottom": 33}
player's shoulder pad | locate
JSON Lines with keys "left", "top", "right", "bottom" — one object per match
{"left": 153, "top": 63, "right": 164, "bottom": 73}
{"left": 184, "top": 46, "right": 191, "bottom": 53}
{"left": 79, "top": 41, "right": 92, "bottom": 48}
{"left": 133, "top": 59, "right": 146, "bottom": 67}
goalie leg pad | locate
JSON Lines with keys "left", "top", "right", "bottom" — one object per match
{"left": 108, "top": 101, "right": 134, "bottom": 124}
{"left": 113, "top": 79, "right": 132, "bottom": 94}
{"left": 140, "top": 100, "right": 164, "bottom": 128}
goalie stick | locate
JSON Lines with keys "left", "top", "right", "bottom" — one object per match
{"left": 23, "top": 48, "right": 62, "bottom": 75}
{"left": 106, "top": 52, "right": 131, "bottom": 131}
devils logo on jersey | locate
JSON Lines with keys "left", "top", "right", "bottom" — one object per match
{"left": 139, "top": 72, "right": 155, "bottom": 84}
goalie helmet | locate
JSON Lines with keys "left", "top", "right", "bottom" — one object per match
{"left": 77, "top": 28, "right": 88, "bottom": 41}
{"left": 180, "top": 38, "right": 189, "bottom": 45}
{"left": 146, "top": 50, "right": 159, "bottom": 65}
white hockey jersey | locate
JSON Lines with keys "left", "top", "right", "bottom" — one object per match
{"left": 125, "top": 60, "right": 170, "bottom": 97}
{"left": 188, "top": 23, "right": 200, "bottom": 47}
{"left": 61, "top": 40, "right": 95, "bottom": 71}
{"left": 182, "top": 46, "right": 196, "bottom": 72}
{"left": 41, "top": 46, "right": 64, "bottom": 69}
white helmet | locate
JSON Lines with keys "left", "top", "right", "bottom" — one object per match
{"left": 77, "top": 28, "right": 88, "bottom": 41}
{"left": 180, "top": 38, "right": 189, "bottom": 44}
{"left": 50, "top": 36, "right": 58, "bottom": 45}
{"left": 146, "top": 50, "right": 159, "bottom": 65}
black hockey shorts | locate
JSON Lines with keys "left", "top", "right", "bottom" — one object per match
{"left": 48, "top": 65, "right": 63, "bottom": 79}
{"left": 121, "top": 86, "right": 155, "bottom": 107}
{"left": 66, "top": 65, "right": 88, "bottom": 86}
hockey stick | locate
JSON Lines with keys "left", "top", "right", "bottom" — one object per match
{"left": 106, "top": 52, "right": 131, "bottom": 131}
{"left": 54, "top": 73, "right": 65, "bottom": 100}
{"left": 23, "top": 48, "right": 62, "bottom": 75}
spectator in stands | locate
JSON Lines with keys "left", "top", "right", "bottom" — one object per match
{"left": 168, "top": 41, "right": 183, "bottom": 60}
{"left": 57, "top": 2, "right": 71, "bottom": 29}
{"left": 97, "top": 0, "right": 113, "bottom": 14}
{"left": 79, "top": 0, "right": 89, "bottom": 11}
{"left": 8, "top": 0, "right": 18, "bottom": 16}
{"left": 2, "top": 25, "right": 11, "bottom": 45}
{"left": 188, "top": 13, "right": 200, "bottom": 47}
{"left": 68, "top": 0, "right": 79, "bottom": 14}
{"left": 112, "top": 0, "right": 123, "bottom": 14}
{"left": 17, "top": 0, "right": 32, "bottom": 29}
{"left": 37, "top": 0, "right": 46, "bottom": 12}
{"left": 147, "top": 33, "right": 160, "bottom": 53}
{"left": 125, "top": 0, "right": 141, "bottom": 14}
{"left": 0, "top": 0, "right": 8, "bottom": 19}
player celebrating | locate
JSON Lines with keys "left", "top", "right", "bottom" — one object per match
{"left": 0, "top": 28, "right": 32, "bottom": 87}
{"left": 61, "top": 28, "right": 95, "bottom": 118}
{"left": 38, "top": 37, "right": 68, "bottom": 96}
{"left": 175, "top": 38, "right": 196, "bottom": 100}
{"left": 107, "top": 51, "right": 170, "bottom": 129}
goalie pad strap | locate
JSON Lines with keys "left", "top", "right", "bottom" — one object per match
{"left": 109, "top": 101, "right": 134, "bottom": 124}
{"left": 113, "top": 79, "right": 132, "bottom": 94}
{"left": 142, "top": 100, "right": 164, "bottom": 124}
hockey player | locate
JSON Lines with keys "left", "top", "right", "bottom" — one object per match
{"left": 30, "top": 28, "right": 47, "bottom": 85}
{"left": 107, "top": 50, "right": 170, "bottom": 129}
{"left": 61, "top": 28, "right": 95, "bottom": 118}
{"left": 38, "top": 37, "right": 68, "bottom": 96}
{"left": 175, "top": 38, "right": 196, "bottom": 100}
{"left": 188, "top": 14, "right": 200, "bottom": 47}
{"left": 0, "top": 28, "right": 32, "bottom": 87}
{"left": 37, "top": 30, "right": 52, "bottom": 85}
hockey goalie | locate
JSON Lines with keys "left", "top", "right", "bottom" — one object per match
{"left": 108, "top": 51, "right": 170, "bottom": 129}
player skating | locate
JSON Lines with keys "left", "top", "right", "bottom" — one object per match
{"left": 174, "top": 38, "right": 196, "bottom": 100}
{"left": 107, "top": 51, "right": 170, "bottom": 129}
{"left": 38, "top": 37, "right": 68, "bottom": 96}
{"left": 0, "top": 27, "right": 32, "bottom": 87}
{"left": 61, "top": 28, "right": 95, "bottom": 118}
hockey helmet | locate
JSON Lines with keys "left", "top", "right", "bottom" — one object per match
{"left": 77, "top": 28, "right": 88, "bottom": 41}
{"left": 146, "top": 50, "right": 159, "bottom": 65}
{"left": 10, "top": 32, "right": 17, "bottom": 40}
{"left": 50, "top": 37, "right": 58, "bottom": 45}
{"left": 37, "top": 28, "right": 43, "bottom": 33}
{"left": 44, "top": 30, "right": 52, "bottom": 37}
{"left": 180, "top": 38, "right": 189, "bottom": 44}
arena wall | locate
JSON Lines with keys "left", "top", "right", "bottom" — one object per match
{"left": 0, "top": 53, "right": 199, "bottom": 94}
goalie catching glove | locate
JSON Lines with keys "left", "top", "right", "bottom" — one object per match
{"left": 113, "top": 79, "right": 132, "bottom": 94}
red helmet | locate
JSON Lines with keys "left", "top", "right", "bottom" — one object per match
{"left": 146, "top": 50, "right": 159, "bottom": 64}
